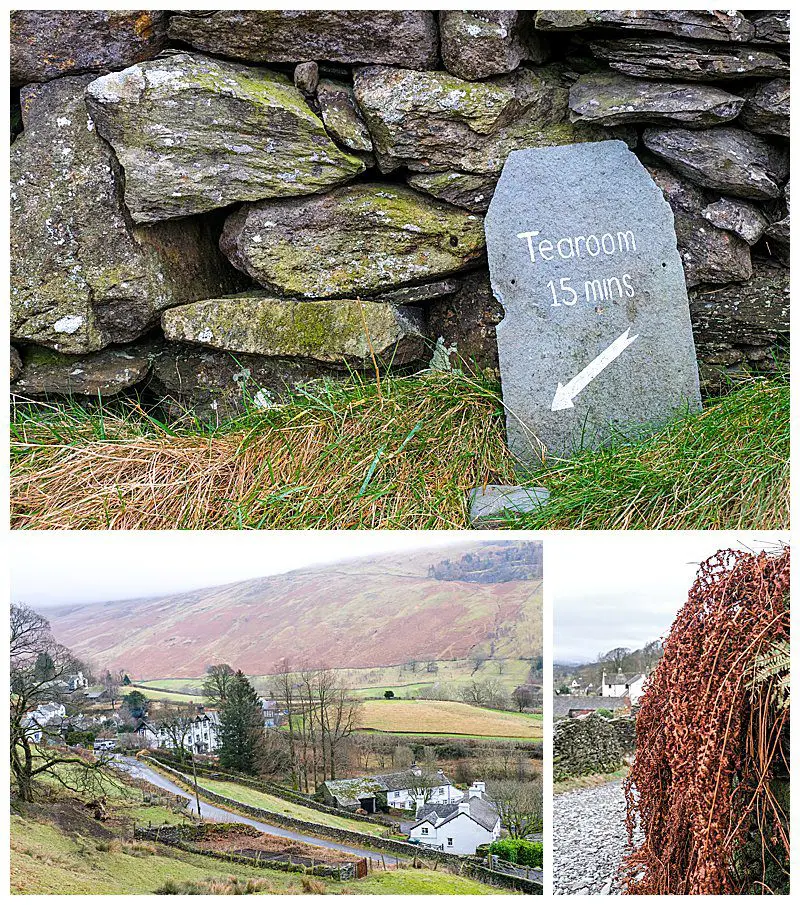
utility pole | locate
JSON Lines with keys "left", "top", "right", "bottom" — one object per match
{"left": 190, "top": 741, "right": 202, "bottom": 819}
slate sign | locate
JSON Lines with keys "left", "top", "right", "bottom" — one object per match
{"left": 486, "top": 140, "right": 701, "bottom": 466}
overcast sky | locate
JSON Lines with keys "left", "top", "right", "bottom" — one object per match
{"left": 552, "top": 532, "right": 788, "bottom": 663}
{"left": 10, "top": 531, "right": 475, "bottom": 608}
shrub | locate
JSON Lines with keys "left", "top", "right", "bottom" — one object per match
{"left": 489, "top": 838, "right": 543, "bottom": 868}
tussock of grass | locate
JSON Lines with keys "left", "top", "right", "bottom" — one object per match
{"left": 10, "top": 371, "right": 788, "bottom": 530}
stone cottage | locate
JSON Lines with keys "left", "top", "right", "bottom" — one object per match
{"left": 408, "top": 781, "right": 501, "bottom": 854}
{"left": 319, "top": 764, "right": 459, "bottom": 813}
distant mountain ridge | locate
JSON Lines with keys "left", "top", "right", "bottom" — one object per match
{"left": 47, "top": 541, "right": 542, "bottom": 679}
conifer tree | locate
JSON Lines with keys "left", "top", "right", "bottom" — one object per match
{"left": 218, "top": 670, "right": 263, "bottom": 774}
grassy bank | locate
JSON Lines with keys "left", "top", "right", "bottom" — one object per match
{"left": 10, "top": 371, "right": 788, "bottom": 529}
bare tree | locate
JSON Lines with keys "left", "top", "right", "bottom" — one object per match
{"left": 601, "top": 647, "right": 632, "bottom": 673}
{"left": 10, "top": 603, "right": 115, "bottom": 802}
{"left": 156, "top": 704, "right": 198, "bottom": 762}
{"left": 512, "top": 686, "right": 534, "bottom": 712}
{"left": 490, "top": 777, "right": 543, "bottom": 838}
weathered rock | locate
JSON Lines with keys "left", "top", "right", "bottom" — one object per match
{"left": 11, "top": 344, "right": 153, "bottom": 397}
{"left": 293, "top": 62, "right": 319, "bottom": 96}
{"left": 643, "top": 127, "right": 788, "bottom": 201}
{"left": 588, "top": 37, "right": 789, "bottom": 81}
{"left": 468, "top": 485, "right": 550, "bottom": 526}
{"left": 10, "top": 347, "right": 23, "bottom": 383}
{"left": 147, "top": 343, "right": 334, "bottom": 422}
{"left": 691, "top": 260, "right": 789, "bottom": 391}
{"left": 486, "top": 141, "right": 702, "bottom": 464}
{"left": 316, "top": 79, "right": 373, "bottom": 153}
{"left": 648, "top": 163, "right": 753, "bottom": 286}
{"left": 353, "top": 65, "right": 633, "bottom": 175}
{"left": 220, "top": 184, "right": 486, "bottom": 298}
{"left": 739, "top": 79, "right": 790, "bottom": 138}
{"left": 427, "top": 271, "right": 504, "bottom": 372}
{"left": 376, "top": 280, "right": 458, "bottom": 306}
{"left": 162, "top": 293, "right": 426, "bottom": 367}
{"left": 168, "top": 10, "right": 439, "bottom": 70}
{"left": 535, "top": 10, "right": 754, "bottom": 42}
{"left": 569, "top": 71, "right": 743, "bottom": 127}
{"left": 765, "top": 182, "right": 790, "bottom": 245}
{"left": 10, "top": 10, "right": 168, "bottom": 87}
{"left": 690, "top": 260, "right": 789, "bottom": 348}
{"left": 10, "top": 76, "right": 239, "bottom": 355}
{"left": 85, "top": 54, "right": 364, "bottom": 224}
{"left": 701, "top": 198, "right": 769, "bottom": 245}
{"left": 749, "top": 12, "right": 791, "bottom": 45}
{"left": 439, "top": 11, "right": 547, "bottom": 81}
{"left": 406, "top": 172, "right": 498, "bottom": 213}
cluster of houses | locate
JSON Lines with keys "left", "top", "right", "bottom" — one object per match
{"left": 554, "top": 669, "right": 648, "bottom": 721}
{"left": 320, "top": 765, "right": 501, "bottom": 855}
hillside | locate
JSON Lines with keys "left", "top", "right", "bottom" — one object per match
{"left": 48, "top": 541, "right": 542, "bottom": 678}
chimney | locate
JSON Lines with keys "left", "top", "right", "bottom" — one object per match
{"left": 469, "top": 781, "right": 485, "bottom": 799}
{"left": 437, "top": 769, "right": 445, "bottom": 778}
{"left": 411, "top": 761, "right": 422, "bottom": 776}
{"left": 458, "top": 800, "right": 471, "bottom": 815}
{"left": 415, "top": 795, "right": 426, "bottom": 816}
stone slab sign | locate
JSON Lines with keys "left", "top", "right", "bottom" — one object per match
{"left": 486, "top": 140, "right": 701, "bottom": 465}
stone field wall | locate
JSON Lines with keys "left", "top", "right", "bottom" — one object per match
{"left": 553, "top": 713, "right": 636, "bottom": 781}
{"left": 10, "top": 10, "right": 789, "bottom": 419}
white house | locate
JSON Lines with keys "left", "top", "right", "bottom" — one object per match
{"left": 320, "top": 764, "right": 461, "bottom": 814}
{"left": 67, "top": 671, "right": 89, "bottom": 692}
{"left": 137, "top": 711, "right": 221, "bottom": 754}
{"left": 21, "top": 701, "right": 67, "bottom": 743}
{"left": 408, "top": 782, "right": 501, "bottom": 855}
{"left": 601, "top": 670, "right": 647, "bottom": 704}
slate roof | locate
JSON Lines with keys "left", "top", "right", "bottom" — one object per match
{"left": 553, "top": 695, "right": 626, "bottom": 718}
{"left": 322, "top": 770, "right": 451, "bottom": 806}
{"left": 413, "top": 797, "right": 499, "bottom": 832}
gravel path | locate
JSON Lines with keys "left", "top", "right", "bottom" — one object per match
{"left": 553, "top": 779, "right": 640, "bottom": 895}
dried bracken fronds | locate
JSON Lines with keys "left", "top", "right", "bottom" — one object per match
{"left": 622, "top": 547, "right": 790, "bottom": 895}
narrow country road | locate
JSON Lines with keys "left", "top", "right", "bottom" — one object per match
{"left": 116, "top": 757, "right": 403, "bottom": 864}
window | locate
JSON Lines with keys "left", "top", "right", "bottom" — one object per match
{"left": 421, "top": 827, "right": 428, "bottom": 835}
{"left": 447, "top": 838, "right": 453, "bottom": 847}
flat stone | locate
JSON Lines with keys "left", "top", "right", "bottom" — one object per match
{"left": 10, "top": 347, "right": 23, "bottom": 383}
{"left": 642, "top": 127, "right": 788, "bottom": 201}
{"left": 749, "top": 13, "right": 791, "bottom": 45}
{"left": 440, "top": 11, "right": 547, "bottom": 81}
{"left": 701, "top": 198, "right": 769, "bottom": 246}
{"left": 406, "top": 172, "right": 498, "bottom": 213}
{"left": 739, "top": 79, "right": 790, "bottom": 138}
{"left": 569, "top": 71, "right": 743, "bottom": 127}
{"left": 353, "top": 65, "right": 634, "bottom": 175}
{"left": 219, "top": 183, "right": 486, "bottom": 298}
{"left": 11, "top": 345, "right": 152, "bottom": 397}
{"left": 468, "top": 485, "right": 550, "bottom": 525}
{"left": 316, "top": 79, "right": 374, "bottom": 153}
{"left": 10, "top": 10, "right": 168, "bottom": 87}
{"left": 486, "top": 141, "right": 701, "bottom": 465}
{"left": 162, "top": 293, "right": 426, "bottom": 368}
{"left": 535, "top": 10, "right": 754, "bottom": 42}
{"left": 168, "top": 10, "right": 439, "bottom": 70}
{"left": 765, "top": 182, "right": 790, "bottom": 245}
{"left": 10, "top": 76, "right": 239, "bottom": 355}
{"left": 588, "top": 37, "right": 788, "bottom": 81}
{"left": 148, "top": 343, "right": 333, "bottom": 422}
{"left": 85, "top": 53, "right": 364, "bottom": 224}
{"left": 376, "top": 280, "right": 458, "bottom": 306}
{"left": 427, "top": 271, "right": 505, "bottom": 374}
{"left": 690, "top": 260, "right": 789, "bottom": 349}
{"left": 647, "top": 164, "right": 753, "bottom": 287}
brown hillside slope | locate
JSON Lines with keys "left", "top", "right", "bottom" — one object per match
{"left": 48, "top": 541, "right": 542, "bottom": 678}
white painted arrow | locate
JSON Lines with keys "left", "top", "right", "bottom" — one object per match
{"left": 551, "top": 328, "right": 639, "bottom": 411}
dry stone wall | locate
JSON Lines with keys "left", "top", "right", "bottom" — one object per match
{"left": 553, "top": 713, "right": 637, "bottom": 781}
{"left": 10, "top": 10, "right": 789, "bottom": 418}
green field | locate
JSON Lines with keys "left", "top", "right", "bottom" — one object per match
{"left": 138, "top": 657, "right": 536, "bottom": 704}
